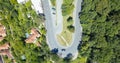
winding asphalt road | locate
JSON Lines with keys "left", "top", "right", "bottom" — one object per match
{"left": 55, "top": 0, "right": 63, "bottom": 34}
{"left": 42, "top": 0, "right": 82, "bottom": 59}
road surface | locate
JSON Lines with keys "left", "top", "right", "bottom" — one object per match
{"left": 42, "top": 0, "right": 83, "bottom": 59}
{"left": 55, "top": 0, "right": 63, "bottom": 34}
{"left": 0, "top": 56, "right": 4, "bottom": 63}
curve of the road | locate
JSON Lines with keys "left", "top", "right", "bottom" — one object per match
{"left": 42, "top": 0, "right": 83, "bottom": 59}
{"left": 55, "top": 0, "right": 63, "bottom": 34}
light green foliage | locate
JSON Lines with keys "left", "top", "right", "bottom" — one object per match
{"left": 40, "top": 27, "right": 47, "bottom": 35}
{"left": 50, "top": 0, "right": 56, "bottom": 6}
{"left": 62, "top": 0, "right": 74, "bottom": 16}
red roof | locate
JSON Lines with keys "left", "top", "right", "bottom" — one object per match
{"left": 25, "top": 28, "right": 40, "bottom": 43}
{"left": 0, "top": 43, "right": 10, "bottom": 50}
{"left": 0, "top": 49, "right": 13, "bottom": 59}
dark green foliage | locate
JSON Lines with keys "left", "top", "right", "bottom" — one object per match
{"left": 67, "top": 25, "right": 75, "bottom": 33}
{"left": 67, "top": 16, "right": 73, "bottom": 25}
{"left": 66, "top": 16, "right": 74, "bottom": 32}
{"left": 79, "top": 0, "right": 120, "bottom": 63}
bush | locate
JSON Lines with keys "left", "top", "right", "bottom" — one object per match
{"left": 67, "top": 16, "right": 73, "bottom": 25}
{"left": 67, "top": 25, "right": 75, "bottom": 33}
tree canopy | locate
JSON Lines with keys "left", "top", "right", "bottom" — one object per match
{"left": 79, "top": 0, "right": 120, "bottom": 63}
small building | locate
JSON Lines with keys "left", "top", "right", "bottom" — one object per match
{"left": 25, "top": 28, "right": 40, "bottom": 43}
{"left": 25, "top": 34, "right": 37, "bottom": 43}
{"left": 0, "top": 43, "right": 10, "bottom": 50}
{"left": 0, "top": 43, "right": 14, "bottom": 62}
{"left": 0, "top": 49, "right": 14, "bottom": 59}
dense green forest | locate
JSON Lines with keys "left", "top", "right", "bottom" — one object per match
{"left": 79, "top": 0, "right": 120, "bottom": 63}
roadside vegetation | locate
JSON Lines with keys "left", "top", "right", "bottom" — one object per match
{"left": 76, "top": 0, "right": 120, "bottom": 63}
{"left": 50, "top": 0, "right": 56, "bottom": 6}
{"left": 62, "top": 0, "right": 74, "bottom": 16}
{"left": 62, "top": 0, "right": 75, "bottom": 33}
{"left": 57, "top": 0, "right": 75, "bottom": 46}
{"left": 57, "top": 15, "right": 73, "bottom": 46}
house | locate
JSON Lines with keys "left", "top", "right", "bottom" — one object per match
{"left": 0, "top": 49, "right": 14, "bottom": 59}
{"left": 25, "top": 34, "right": 37, "bottom": 43}
{"left": 25, "top": 28, "right": 40, "bottom": 43}
{"left": 31, "top": 28, "right": 40, "bottom": 37}
{"left": 0, "top": 43, "right": 14, "bottom": 62}
{"left": 0, "top": 24, "right": 6, "bottom": 41}
{"left": 0, "top": 43, "right": 10, "bottom": 50}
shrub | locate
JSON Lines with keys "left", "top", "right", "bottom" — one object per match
{"left": 67, "top": 25, "right": 75, "bottom": 33}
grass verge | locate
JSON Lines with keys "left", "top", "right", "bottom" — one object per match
{"left": 57, "top": 14, "right": 73, "bottom": 46}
